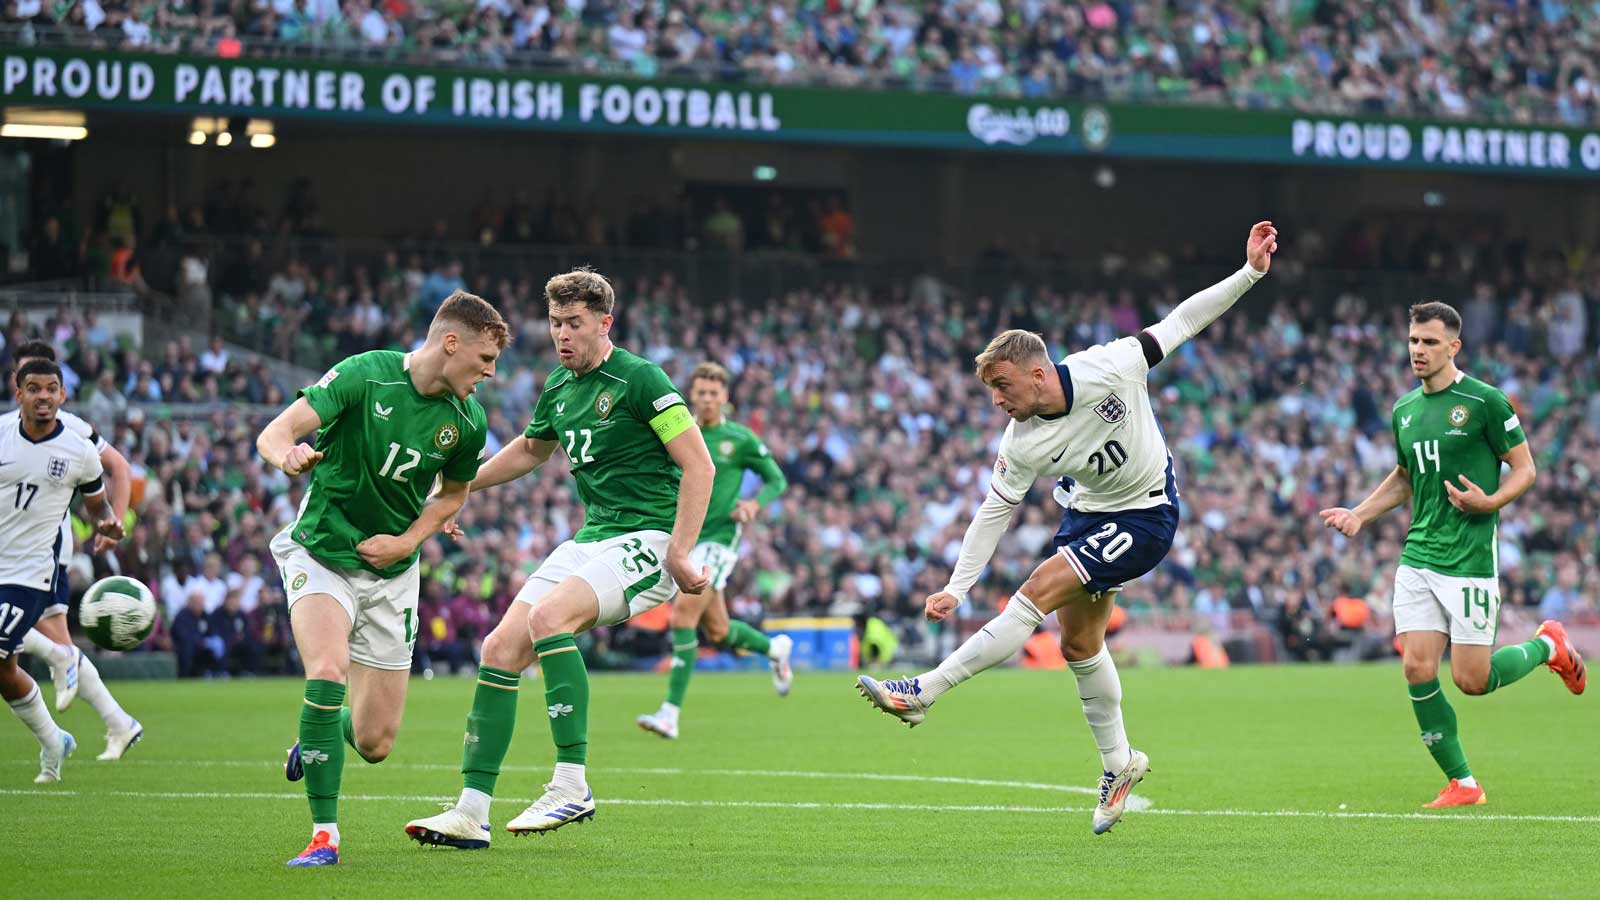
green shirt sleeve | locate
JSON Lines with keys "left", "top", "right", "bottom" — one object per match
{"left": 444, "top": 412, "right": 488, "bottom": 484}
{"left": 629, "top": 364, "right": 686, "bottom": 431}
{"left": 525, "top": 378, "right": 560, "bottom": 441}
{"left": 1392, "top": 408, "right": 1407, "bottom": 471}
{"left": 1485, "top": 390, "right": 1526, "bottom": 457}
{"left": 298, "top": 353, "right": 369, "bottom": 426}
{"left": 747, "top": 431, "right": 788, "bottom": 506}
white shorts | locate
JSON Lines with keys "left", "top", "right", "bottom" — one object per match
{"left": 270, "top": 527, "right": 421, "bottom": 670}
{"left": 513, "top": 530, "right": 678, "bottom": 627}
{"left": 1392, "top": 564, "right": 1501, "bottom": 647}
{"left": 690, "top": 541, "right": 739, "bottom": 592}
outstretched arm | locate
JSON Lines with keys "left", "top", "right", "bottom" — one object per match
{"left": 926, "top": 491, "right": 1020, "bottom": 621}
{"left": 1320, "top": 466, "right": 1411, "bottom": 537}
{"left": 470, "top": 436, "right": 559, "bottom": 491}
{"left": 1141, "top": 221, "right": 1277, "bottom": 363}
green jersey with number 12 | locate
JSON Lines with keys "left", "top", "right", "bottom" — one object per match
{"left": 292, "top": 350, "right": 489, "bottom": 578}
{"left": 1391, "top": 371, "right": 1526, "bottom": 579}
{"left": 526, "top": 346, "right": 689, "bottom": 542}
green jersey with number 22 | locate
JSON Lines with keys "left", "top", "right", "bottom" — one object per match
{"left": 1391, "top": 371, "right": 1526, "bottom": 579}
{"left": 292, "top": 350, "right": 489, "bottom": 578}
{"left": 527, "top": 346, "right": 692, "bottom": 542}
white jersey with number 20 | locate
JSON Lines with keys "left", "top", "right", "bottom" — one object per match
{"left": 990, "top": 336, "right": 1172, "bottom": 514}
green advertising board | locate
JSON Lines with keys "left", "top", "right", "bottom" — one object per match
{"left": 5, "top": 47, "right": 1600, "bottom": 177}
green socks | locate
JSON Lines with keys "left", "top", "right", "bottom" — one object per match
{"left": 665, "top": 627, "right": 697, "bottom": 707}
{"left": 663, "top": 621, "right": 774, "bottom": 710}
{"left": 1485, "top": 637, "right": 1552, "bottom": 693}
{"left": 535, "top": 634, "right": 589, "bottom": 765}
{"left": 299, "top": 679, "right": 346, "bottom": 825}
{"left": 1409, "top": 678, "right": 1471, "bottom": 780}
{"left": 724, "top": 620, "right": 772, "bottom": 656}
{"left": 461, "top": 665, "right": 521, "bottom": 795}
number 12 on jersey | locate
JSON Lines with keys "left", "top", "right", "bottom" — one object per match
{"left": 1411, "top": 440, "right": 1440, "bottom": 473}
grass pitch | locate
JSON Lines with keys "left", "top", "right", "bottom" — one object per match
{"left": 3, "top": 663, "right": 1595, "bottom": 898}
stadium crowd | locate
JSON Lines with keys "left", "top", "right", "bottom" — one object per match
{"left": 6, "top": 0, "right": 1600, "bottom": 125}
{"left": 10, "top": 223, "right": 1600, "bottom": 674}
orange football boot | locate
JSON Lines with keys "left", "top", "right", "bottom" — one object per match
{"left": 1535, "top": 620, "right": 1586, "bottom": 695}
{"left": 1424, "top": 779, "right": 1486, "bottom": 808}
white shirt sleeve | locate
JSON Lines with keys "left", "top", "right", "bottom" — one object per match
{"left": 989, "top": 423, "right": 1034, "bottom": 504}
{"left": 941, "top": 490, "right": 1019, "bottom": 603}
{"left": 78, "top": 439, "right": 106, "bottom": 494}
{"left": 1143, "top": 263, "right": 1266, "bottom": 357}
{"left": 1074, "top": 335, "right": 1155, "bottom": 383}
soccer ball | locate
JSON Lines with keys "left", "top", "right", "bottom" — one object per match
{"left": 79, "top": 576, "right": 157, "bottom": 651}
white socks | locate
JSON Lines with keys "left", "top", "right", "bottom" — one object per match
{"left": 22, "top": 630, "right": 133, "bottom": 732}
{"left": 8, "top": 684, "right": 61, "bottom": 749}
{"left": 552, "top": 762, "right": 587, "bottom": 795}
{"left": 458, "top": 787, "right": 493, "bottom": 823}
{"left": 1068, "top": 645, "right": 1132, "bottom": 773}
{"left": 74, "top": 653, "right": 132, "bottom": 732}
{"left": 21, "top": 629, "right": 71, "bottom": 667}
{"left": 1457, "top": 775, "right": 1479, "bottom": 789}
{"left": 659, "top": 702, "right": 680, "bottom": 722}
{"left": 312, "top": 823, "right": 341, "bottom": 846}
{"left": 918, "top": 593, "right": 1045, "bottom": 704}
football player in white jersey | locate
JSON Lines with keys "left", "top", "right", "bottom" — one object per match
{"left": 4, "top": 341, "right": 142, "bottom": 760}
{"left": 857, "top": 221, "right": 1278, "bottom": 834}
{"left": 1, "top": 358, "right": 125, "bottom": 782}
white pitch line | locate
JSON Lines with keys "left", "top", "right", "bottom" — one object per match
{"left": 5, "top": 788, "right": 1600, "bottom": 824}
{"left": 24, "top": 758, "right": 1116, "bottom": 799}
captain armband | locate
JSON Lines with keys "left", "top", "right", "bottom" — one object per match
{"left": 650, "top": 404, "right": 694, "bottom": 444}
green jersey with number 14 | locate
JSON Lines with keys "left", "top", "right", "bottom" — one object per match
{"left": 292, "top": 350, "right": 489, "bottom": 578}
{"left": 526, "top": 346, "right": 689, "bottom": 542}
{"left": 1391, "top": 371, "right": 1526, "bottom": 579}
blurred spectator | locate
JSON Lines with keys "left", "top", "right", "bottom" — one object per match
{"left": 11, "top": 0, "right": 1600, "bottom": 125}
{"left": 171, "top": 589, "right": 220, "bottom": 678}
{"left": 210, "top": 589, "right": 261, "bottom": 675}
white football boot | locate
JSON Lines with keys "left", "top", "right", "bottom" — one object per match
{"left": 506, "top": 784, "right": 595, "bottom": 835}
{"left": 1092, "top": 749, "right": 1151, "bottom": 835}
{"left": 405, "top": 806, "right": 493, "bottom": 849}
{"left": 35, "top": 730, "right": 76, "bottom": 784}
{"left": 98, "top": 717, "right": 143, "bottom": 761}
{"left": 854, "top": 675, "right": 928, "bottom": 727}
{"left": 636, "top": 709, "right": 679, "bottom": 740}
{"left": 52, "top": 645, "right": 81, "bottom": 712}
{"left": 769, "top": 634, "right": 794, "bottom": 697}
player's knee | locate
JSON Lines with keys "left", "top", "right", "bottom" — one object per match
{"left": 1402, "top": 658, "right": 1438, "bottom": 684}
{"left": 1060, "top": 632, "right": 1103, "bottom": 662}
{"left": 527, "top": 599, "right": 582, "bottom": 640}
{"left": 356, "top": 733, "right": 394, "bottom": 763}
{"left": 480, "top": 627, "right": 524, "bottom": 670}
{"left": 303, "top": 658, "right": 348, "bottom": 683}
{"left": 704, "top": 621, "right": 729, "bottom": 645}
{"left": 669, "top": 605, "right": 699, "bottom": 630}
{"left": 1453, "top": 670, "right": 1490, "bottom": 696}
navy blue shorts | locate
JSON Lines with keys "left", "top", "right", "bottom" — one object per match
{"left": 52, "top": 564, "right": 70, "bottom": 610}
{"left": 0, "top": 584, "right": 56, "bottom": 660}
{"left": 1054, "top": 461, "right": 1180, "bottom": 595}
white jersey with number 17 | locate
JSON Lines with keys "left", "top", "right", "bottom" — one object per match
{"left": 0, "top": 417, "right": 105, "bottom": 590}
{"left": 989, "top": 336, "right": 1173, "bottom": 514}
{"left": 0, "top": 407, "right": 110, "bottom": 565}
